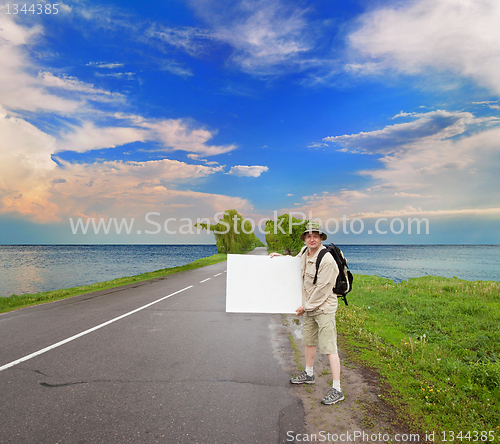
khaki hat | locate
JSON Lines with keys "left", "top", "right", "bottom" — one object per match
{"left": 300, "top": 222, "right": 327, "bottom": 241}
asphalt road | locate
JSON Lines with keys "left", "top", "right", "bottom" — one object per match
{"left": 0, "top": 248, "right": 305, "bottom": 444}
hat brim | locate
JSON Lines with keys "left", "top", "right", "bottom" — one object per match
{"left": 300, "top": 231, "right": 327, "bottom": 241}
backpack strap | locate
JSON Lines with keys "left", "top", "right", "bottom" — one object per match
{"left": 312, "top": 248, "right": 329, "bottom": 285}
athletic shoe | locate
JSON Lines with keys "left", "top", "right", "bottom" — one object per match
{"left": 321, "top": 388, "right": 345, "bottom": 405}
{"left": 290, "top": 370, "right": 315, "bottom": 384}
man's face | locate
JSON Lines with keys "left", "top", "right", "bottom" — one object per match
{"left": 304, "top": 232, "right": 322, "bottom": 250}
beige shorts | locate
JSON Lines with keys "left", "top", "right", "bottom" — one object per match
{"left": 302, "top": 313, "right": 338, "bottom": 355}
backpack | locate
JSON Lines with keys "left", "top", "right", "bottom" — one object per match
{"left": 301, "top": 244, "right": 353, "bottom": 306}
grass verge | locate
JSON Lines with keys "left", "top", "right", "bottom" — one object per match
{"left": 337, "top": 274, "right": 500, "bottom": 440}
{"left": 0, "top": 253, "right": 227, "bottom": 314}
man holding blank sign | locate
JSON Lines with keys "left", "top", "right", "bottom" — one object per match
{"left": 270, "top": 222, "right": 344, "bottom": 405}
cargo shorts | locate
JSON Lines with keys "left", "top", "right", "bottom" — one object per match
{"left": 302, "top": 312, "right": 338, "bottom": 355}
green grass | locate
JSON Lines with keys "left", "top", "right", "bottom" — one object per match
{"left": 289, "top": 332, "right": 305, "bottom": 372}
{"left": 337, "top": 274, "right": 500, "bottom": 439}
{"left": 0, "top": 253, "right": 228, "bottom": 314}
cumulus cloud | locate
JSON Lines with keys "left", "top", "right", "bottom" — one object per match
{"left": 0, "top": 16, "right": 82, "bottom": 113}
{"left": 140, "top": 119, "right": 237, "bottom": 156}
{"left": 290, "top": 190, "right": 369, "bottom": 220}
{"left": 0, "top": 106, "right": 237, "bottom": 222}
{"left": 56, "top": 122, "right": 148, "bottom": 153}
{"left": 48, "top": 158, "right": 228, "bottom": 220}
{"left": 348, "top": 0, "right": 500, "bottom": 94}
{"left": 54, "top": 116, "right": 237, "bottom": 156}
{"left": 312, "top": 109, "right": 500, "bottom": 220}
{"left": 0, "top": 106, "right": 59, "bottom": 221}
{"left": 0, "top": 13, "right": 244, "bottom": 225}
{"left": 227, "top": 165, "right": 269, "bottom": 177}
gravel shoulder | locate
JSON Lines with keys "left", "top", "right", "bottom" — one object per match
{"left": 272, "top": 314, "right": 416, "bottom": 443}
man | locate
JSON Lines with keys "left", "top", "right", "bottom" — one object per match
{"left": 270, "top": 222, "right": 344, "bottom": 405}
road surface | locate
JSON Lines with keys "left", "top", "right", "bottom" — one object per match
{"left": 0, "top": 248, "right": 305, "bottom": 443}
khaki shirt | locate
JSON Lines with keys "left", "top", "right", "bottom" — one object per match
{"left": 299, "top": 245, "right": 339, "bottom": 316}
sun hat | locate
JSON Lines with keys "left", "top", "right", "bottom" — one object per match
{"left": 300, "top": 221, "right": 327, "bottom": 241}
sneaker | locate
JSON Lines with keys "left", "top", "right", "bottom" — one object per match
{"left": 321, "top": 388, "right": 345, "bottom": 405}
{"left": 290, "top": 370, "right": 315, "bottom": 384}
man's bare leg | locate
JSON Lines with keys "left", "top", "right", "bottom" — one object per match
{"left": 305, "top": 345, "right": 316, "bottom": 368}
{"left": 327, "top": 352, "right": 340, "bottom": 380}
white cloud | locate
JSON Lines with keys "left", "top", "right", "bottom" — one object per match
{"left": 149, "top": 0, "right": 315, "bottom": 76}
{"left": 0, "top": 106, "right": 236, "bottom": 222}
{"left": 86, "top": 62, "right": 125, "bottom": 69}
{"left": 0, "top": 14, "right": 237, "bottom": 159}
{"left": 276, "top": 107, "right": 500, "bottom": 225}
{"left": 310, "top": 109, "right": 500, "bottom": 220}
{"left": 146, "top": 26, "right": 215, "bottom": 57}
{"left": 54, "top": 116, "right": 237, "bottom": 156}
{"left": 292, "top": 190, "right": 368, "bottom": 220}
{"left": 352, "top": 207, "right": 500, "bottom": 219}
{"left": 38, "top": 71, "right": 123, "bottom": 101}
{"left": 394, "top": 192, "right": 429, "bottom": 198}
{"left": 140, "top": 119, "right": 237, "bottom": 156}
{"left": 0, "top": 106, "right": 60, "bottom": 221}
{"left": 95, "top": 72, "right": 135, "bottom": 80}
{"left": 0, "top": 16, "right": 81, "bottom": 113}
{"left": 0, "top": 13, "right": 245, "bottom": 225}
{"left": 159, "top": 60, "right": 194, "bottom": 77}
{"left": 48, "top": 158, "right": 227, "bottom": 219}
{"left": 211, "top": 0, "right": 312, "bottom": 74}
{"left": 348, "top": 0, "right": 500, "bottom": 94}
{"left": 308, "top": 142, "right": 329, "bottom": 149}
{"left": 0, "top": 11, "right": 42, "bottom": 45}
{"left": 324, "top": 110, "right": 499, "bottom": 154}
{"left": 227, "top": 165, "right": 269, "bottom": 177}
{"left": 57, "top": 122, "right": 148, "bottom": 153}
{"left": 473, "top": 101, "right": 500, "bottom": 110}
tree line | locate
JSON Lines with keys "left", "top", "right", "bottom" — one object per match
{"left": 196, "top": 209, "right": 307, "bottom": 254}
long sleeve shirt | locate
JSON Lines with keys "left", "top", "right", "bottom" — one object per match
{"left": 299, "top": 245, "right": 339, "bottom": 316}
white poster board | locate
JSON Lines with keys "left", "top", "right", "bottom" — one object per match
{"left": 226, "top": 254, "right": 302, "bottom": 313}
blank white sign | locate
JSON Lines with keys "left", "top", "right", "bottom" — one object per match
{"left": 226, "top": 254, "right": 302, "bottom": 313}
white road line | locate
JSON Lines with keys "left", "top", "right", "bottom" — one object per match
{"left": 0, "top": 285, "right": 193, "bottom": 373}
{"left": 214, "top": 273, "right": 222, "bottom": 277}
{"left": 200, "top": 278, "right": 211, "bottom": 283}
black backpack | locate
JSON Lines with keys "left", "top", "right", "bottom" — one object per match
{"left": 301, "top": 244, "right": 353, "bottom": 306}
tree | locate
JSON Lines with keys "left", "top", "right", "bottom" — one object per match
{"left": 265, "top": 213, "right": 308, "bottom": 255}
{"left": 196, "top": 209, "right": 260, "bottom": 253}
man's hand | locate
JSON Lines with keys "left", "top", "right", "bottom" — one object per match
{"left": 269, "top": 252, "right": 283, "bottom": 258}
{"left": 295, "top": 306, "right": 305, "bottom": 316}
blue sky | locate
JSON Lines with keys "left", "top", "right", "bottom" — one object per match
{"left": 1, "top": 0, "right": 500, "bottom": 244}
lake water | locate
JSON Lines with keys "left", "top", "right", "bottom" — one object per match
{"left": 0, "top": 244, "right": 217, "bottom": 297}
{"left": 0, "top": 244, "right": 499, "bottom": 297}
{"left": 339, "top": 244, "right": 500, "bottom": 283}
